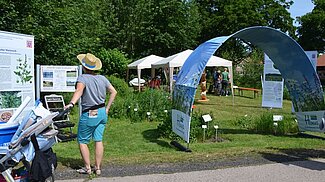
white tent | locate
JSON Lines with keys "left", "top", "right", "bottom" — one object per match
{"left": 151, "top": 49, "right": 233, "bottom": 96}
{"left": 127, "top": 55, "right": 164, "bottom": 91}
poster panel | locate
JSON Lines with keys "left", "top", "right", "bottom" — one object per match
{"left": 40, "top": 65, "right": 78, "bottom": 92}
{"left": 296, "top": 110, "right": 325, "bottom": 132}
{"left": 172, "top": 85, "right": 196, "bottom": 142}
{"left": 262, "top": 54, "right": 284, "bottom": 108}
{"left": 0, "top": 31, "right": 35, "bottom": 122}
{"left": 291, "top": 51, "right": 318, "bottom": 113}
{"left": 305, "top": 51, "right": 317, "bottom": 70}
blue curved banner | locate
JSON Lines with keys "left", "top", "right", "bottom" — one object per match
{"left": 172, "top": 26, "right": 325, "bottom": 142}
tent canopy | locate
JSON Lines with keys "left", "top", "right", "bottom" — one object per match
{"left": 206, "top": 56, "right": 232, "bottom": 67}
{"left": 127, "top": 54, "right": 164, "bottom": 91}
{"left": 152, "top": 49, "right": 232, "bottom": 69}
{"left": 150, "top": 49, "right": 233, "bottom": 94}
{"left": 152, "top": 50, "right": 192, "bottom": 68}
{"left": 128, "top": 55, "right": 164, "bottom": 70}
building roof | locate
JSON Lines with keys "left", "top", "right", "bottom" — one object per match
{"left": 317, "top": 54, "right": 325, "bottom": 67}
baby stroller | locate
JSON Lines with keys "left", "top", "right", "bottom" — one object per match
{"left": 0, "top": 98, "right": 70, "bottom": 182}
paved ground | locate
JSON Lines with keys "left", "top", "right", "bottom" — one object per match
{"left": 56, "top": 158, "right": 325, "bottom": 182}
{"left": 54, "top": 148, "right": 325, "bottom": 182}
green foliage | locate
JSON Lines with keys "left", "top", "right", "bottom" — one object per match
{"left": 189, "top": 111, "right": 217, "bottom": 142}
{"left": 235, "top": 112, "right": 299, "bottom": 135}
{"left": 0, "top": 0, "right": 301, "bottom": 65}
{"left": 196, "top": 0, "right": 295, "bottom": 42}
{"left": 157, "top": 109, "right": 218, "bottom": 142}
{"left": 98, "top": 48, "right": 131, "bottom": 78}
{"left": 197, "top": 0, "right": 296, "bottom": 66}
{"left": 110, "top": 88, "right": 172, "bottom": 123}
{"left": 254, "top": 112, "right": 275, "bottom": 134}
{"left": 156, "top": 111, "right": 181, "bottom": 141}
{"left": 283, "top": 86, "right": 291, "bottom": 100}
{"left": 106, "top": 75, "right": 131, "bottom": 98}
{"left": 234, "top": 50, "right": 264, "bottom": 88}
{"left": 109, "top": 0, "right": 201, "bottom": 58}
{"left": 234, "top": 115, "right": 255, "bottom": 129}
{"left": 276, "top": 115, "right": 299, "bottom": 135}
{"left": 297, "top": 0, "right": 324, "bottom": 53}
{"left": 14, "top": 55, "right": 33, "bottom": 84}
{"left": 0, "top": 91, "right": 22, "bottom": 109}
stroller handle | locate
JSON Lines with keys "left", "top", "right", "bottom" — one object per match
{"left": 52, "top": 106, "right": 72, "bottom": 121}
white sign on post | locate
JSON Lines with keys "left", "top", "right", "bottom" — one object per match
{"left": 262, "top": 54, "right": 284, "bottom": 108}
{"left": 202, "top": 114, "right": 212, "bottom": 122}
{"left": 172, "top": 109, "right": 191, "bottom": 143}
{"left": 40, "top": 65, "right": 79, "bottom": 92}
{"left": 0, "top": 31, "right": 35, "bottom": 122}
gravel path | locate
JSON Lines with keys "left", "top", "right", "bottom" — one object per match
{"left": 57, "top": 158, "right": 325, "bottom": 182}
{"left": 54, "top": 149, "right": 325, "bottom": 181}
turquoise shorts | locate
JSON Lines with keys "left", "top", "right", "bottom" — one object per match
{"left": 77, "top": 107, "right": 108, "bottom": 144}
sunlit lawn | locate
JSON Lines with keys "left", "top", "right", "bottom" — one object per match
{"left": 54, "top": 90, "right": 325, "bottom": 169}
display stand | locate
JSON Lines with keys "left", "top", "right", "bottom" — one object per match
{"left": 44, "top": 94, "right": 77, "bottom": 142}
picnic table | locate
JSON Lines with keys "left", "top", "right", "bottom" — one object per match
{"left": 233, "top": 86, "right": 260, "bottom": 98}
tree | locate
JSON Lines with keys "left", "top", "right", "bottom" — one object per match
{"left": 195, "top": 0, "right": 295, "bottom": 66}
{"left": 97, "top": 48, "right": 131, "bottom": 78}
{"left": 234, "top": 49, "right": 264, "bottom": 88}
{"left": 107, "top": 0, "right": 201, "bottom": 58}
{"left": 297, "top": 0, "right": 325, "bottom": 53}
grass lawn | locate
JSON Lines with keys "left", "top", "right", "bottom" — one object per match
{"left": 53, "top": 91, "right": 325, "bottom": 169}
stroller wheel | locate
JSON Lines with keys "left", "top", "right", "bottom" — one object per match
{"left": 44, "top": 174, "right": 54, "bottom": 182}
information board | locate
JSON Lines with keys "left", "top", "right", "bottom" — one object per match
{"left": 40, "top": 65, "right": 78, "bottom": 92}
{"left": 262, "top": 54, "right": 284, "bottom": 108}
{"left": 0, "top": 31, "right": 35, "bottom": 122}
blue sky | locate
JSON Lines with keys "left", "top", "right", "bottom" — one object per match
{"left": 289, "top": 0, "right": 315, "bottom": 26}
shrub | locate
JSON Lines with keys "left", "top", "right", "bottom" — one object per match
{"left": 276, "top": 114, "right": 299, "bottom": 135}
{"left": 110, "top": 88, "right": 172, "bottom": 122}
{"left": 250, "top": 112, "right": 298, "bottom": 135}
{"left": 234, "top": 115, "right": 255, "bottom": 129}
{"left": 97, "top": 48, "right": 131, "bottom": 78}
{"left": 254, "top": 112, "right": 274, "bottom": 134}
{"left": 283, "top": 86, "right": 291, "bottom": 100}
{"left": 106, "top": 75, "right": 131, "bottom": 98}
{"left": 157, "top": 109, "right": 217, "bottom": 142}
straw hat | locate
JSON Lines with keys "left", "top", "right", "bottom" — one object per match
{"left": 77, "top": 53, "right": 102, "bottom": 70}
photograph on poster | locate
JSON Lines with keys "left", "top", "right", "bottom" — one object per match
{"left": 265, "top": 74, "right": 282, "bottom": 81}
{"left": 0, "top": 91, "right": 22, "bottom": 109}
{"left": 66, "top": 80, "right": 76, "bottom": 86}
{"left": 43, "top": 71, "right": 54, "bottom": 79}
{"left": 66, "top": 70, "right": 77, "bottom": 77}
{"left": 43, "top": 81, "right": 53, "bottom": 87}
{"left": 0, "top": 109, "right": 14, "bottom": 122}
{"left": 14, "top": 54, "right": 33, "bottom": 84}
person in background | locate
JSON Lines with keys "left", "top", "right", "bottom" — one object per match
{"left": 149, "top": 76, "right": 161, "bottom": 89}
{"left": 65, "top": 53, "right": 117, "bottom": 176}
{"left": 221, "top": 67, "right": 230, "bottom": 96}
{"left": 155, "top": 76, "right": 161, "bottom": 89}
{"left": 213, "top": 68, "right": 222, "bottom": 96}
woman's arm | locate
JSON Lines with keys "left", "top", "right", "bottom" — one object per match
{"left": 106, "top": 84, "right": 117, "bottom": 114}
{"left": 66, "top": 82, "right": 85, "bottom": 108}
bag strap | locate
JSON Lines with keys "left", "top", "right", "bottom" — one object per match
{"left": 31, "top": 134, "right": 40, "bottom": 151}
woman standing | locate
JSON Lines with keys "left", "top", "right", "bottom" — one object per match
{"left": 66, "top": 53, "right": 117, "bottom": 175}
